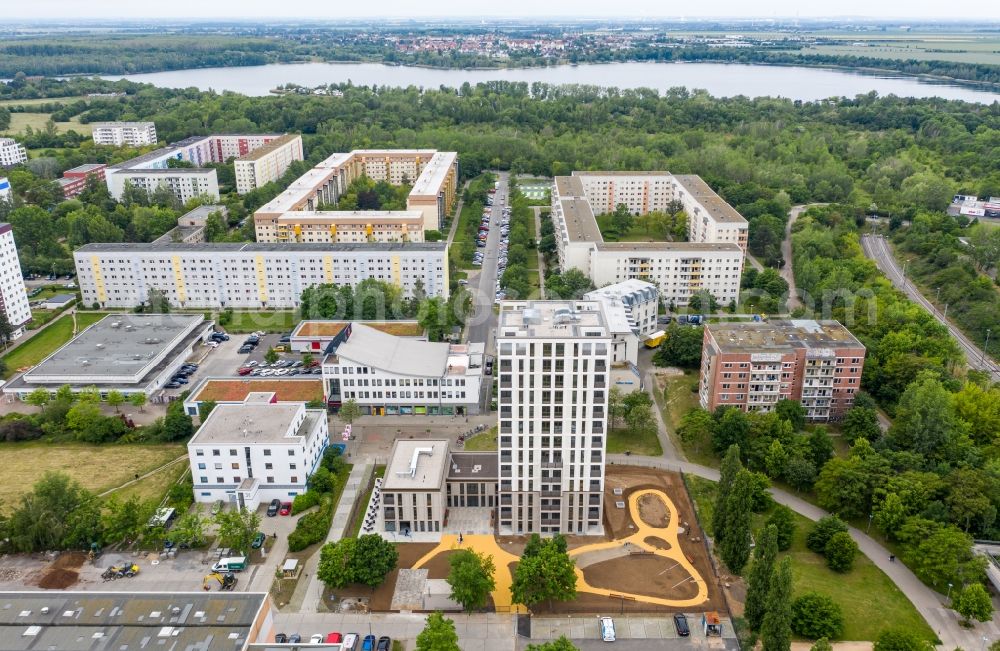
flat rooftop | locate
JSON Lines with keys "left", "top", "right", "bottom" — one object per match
{"left": 410, "top": 151, "right": 457, "bottom": 197}
{"left": 92, "top": 121, "right": 154, "bottom": 128}
{"left": 499, "top": 300, "right": 610, "bottom": 339}
{"left": 707, "top": 319, "right": 866, "bottom": 354}
{"left": 181, "top": 204, "right": 226, "bottom": 222}
{"left": 191, "top": 402, "right": 322, "bottom": 445}
{"left": 597, "top": 241, "right": 743, "bottom": 253}
{"left": 292, "top": 320, "right": 424, "bottom": 338}
{"left": 189, "top": 377, "right": 324, "bottom": 404}
{"left": 0, "top": 591, "right": 265, "bottom": 651}
{"left": 23, "top": 314, "right": 204, "bottom": 384}
{"left": 64, "top": 163, "right": 106, "bottom": 174}
{"left": 383, "top": 439, "right": 450, "bottom": 491}
{"left": 111, "top": 167, "right": 213, "bottom": 176}
{"left": 235, "top": 133, "right": 300, "bottom": 162}
{"left": 75, "top": 241, "right": 447, "bottom": 254}
{"left": 554, "top": 175, "right": 584, "bottom": 198}
{"left": 673, "top": 175, "right": 747, "bottom": 225}
{"left": 559, "top": 198, "right": 603, "bottom": 243}
{"left": 275, "top": 210, "right": 424, "bottom": 224}
{"left": 584, "top": 279, "right": 658, "bottom": 304}
{"left": 573, "top": 170, "right": 672, "bottom": 177}
{"left": 448, "top": 451, "right": 498, "bottom": 480}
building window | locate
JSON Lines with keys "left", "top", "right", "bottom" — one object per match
{"left": 263, "top": 449, "right": 271, "bottom": 456}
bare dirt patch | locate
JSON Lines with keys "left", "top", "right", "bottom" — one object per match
{"left": 644, "top": 536, "right": 670, "bottom": 550}
{"left": 38, "top": 552, "right": 86, "bottom": 590}
{"left": 327, "top": 542, "right": 437, "bottom": 612}
{"left": 584, "top": 554, "right": 701, "bottom": 601}
{"left": 638, "top": 493, "right": 670, "bottom": 528}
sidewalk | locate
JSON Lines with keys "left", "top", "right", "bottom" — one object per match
{"left": 293, "top": 463, "right": 372, "bottom": 614}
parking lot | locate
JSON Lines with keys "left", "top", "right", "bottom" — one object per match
{"left": 471, "top": 183, "right": 512, "bottom": 304}
{"left": 235, "top": 333, "right": 323, "bottom": 379}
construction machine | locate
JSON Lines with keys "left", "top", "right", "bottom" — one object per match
{"left": 203, "top": 572, "right": 238, "bottom": 591}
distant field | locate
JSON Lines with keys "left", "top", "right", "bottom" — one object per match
{"left": 801, "top": 43, "right": 1000, "bottom": 66}
{"left": 0, "top": 95, "right": 90, "bottom": 108}
{"left": 0, "top": 443, "right": 186, "bottom": 511}
{"left": 2, "top": 112, "right": 92, "bottom": 135}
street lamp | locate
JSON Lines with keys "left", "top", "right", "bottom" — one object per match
{"left": 867, "top": 513, "right": 873, "bottom": 533}
{"left": 982, "top": 329, "right": 993, "bottom": 366}
{"left": 947, "top": 582, "right": 953, "bottom": 600}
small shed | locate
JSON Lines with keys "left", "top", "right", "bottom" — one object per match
{"left": 702, "top": 611, "right": 723, "bottom": 637}
{"left": 39, "top": 293, "right": 76, "bottom": 310}
{"left": 281, "top": 558, "right": 299, "bottom": 578}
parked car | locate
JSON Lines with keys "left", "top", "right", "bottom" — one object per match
{"left": 266, "top": 499, "right": 280, "bottom": 517}
{"left": 362, "top": 635, "right": 376, "bottom": 651}
{"left": 238, "top": 367, "right": 252, "bottom": 376}
{"left": 342, "top": 634, "right": 359, "bottom": 650}
{"left": 251, "top": 532, "right": 266, "bottom": 549}
{"left": 238, "top": 345, "right": 253, "bottom": 354}
{"left": 673, "top": 613, "right": 689, "bottom": 637}
{"left": 279, "top": 502, "right": 292, "bottom": 516}
{"left": 310, "top": 634, "right": 325, "bottom": 644}
{"left": 274, "top": 634, "right": 287, "bottom": 643}
{"left": 376, "top": 637, "right": 391, "bottom": 651}
{"left": 600, "top": 617, "right": 616, "bottom": 642}
{"left": 164, "top": 382, "right": 181, "bottom": 389}
{"left": 288, "top": 634, "right": 301, "bottom": 643}
{"left": 325, "top": 632, "right": 343, "bottom": 643}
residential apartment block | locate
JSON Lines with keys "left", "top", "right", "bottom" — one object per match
{"left": 0, "top": 177, "right": 10, "bottom": 201}
{"left": 73, "top": 241, "right": 449, "bottom": 309}
{"left": 583, "top": 279, "right": 659, "bottom": 364}
{"left": 105, "top": 133, "right": 299, "bottom": 203}
{"left": 56, "top": 163, "right": 107, "bottom": 198}
{"left": 699, "top": 320, "right": 866, "bottom": 421}
{"left": 265, "top": 211, "right": 425, "bottom": 244}
{"left": 91, "top": 121, "right": 158, "bottom": 147}
{"left": 552, "top": 173, "right": 745, "bottom": 308}
{"left": 0, "top": 138, "right": 27, "bottom": 168}
{"left": 188, "top": 397, "right": 329, "bottom": 509}
{"left": 254, "top": 149, "right": 458, "bottom": 239}
{"left": 0, "top": 223, "right": 32, "bottom": 338}
{"left": 234, "top": 133, "right": 305, "bottom": 194}
{"left": 497, "top": 300, "right": 612, "bottom": 535}
{"left": 322, "top": 323, "right": 484, "bottom": 416}
{"left": 676, "top": 175, "right": 748, "bottom": 251}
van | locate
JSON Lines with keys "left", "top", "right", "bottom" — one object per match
{"left": 211, "top": 556, "right": 248, "bottom": 573}
{"left": 342, "top": 633, "right": 359, "bottom": 650}
{"left": 599, "top": 616, "right": 616, "bottom": 642}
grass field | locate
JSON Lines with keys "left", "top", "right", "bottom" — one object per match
{"left": 0, "top": 443, "right": 186, "bottom": 511}
{"left": 463, "top": 426, "right": 498, "bottom": 451}
{"left": 221, "top": 310, "right": 299, "bottom": 334}
{"left": 655, "top": 371, "right": 715, "bottom": 466}
{"left": 0, "top": 96, "right": 90, "bottom": 107}
{"left": 2, "top": 112, "right": 92, "bottom": 135}
{"left": 2, "top": 311, "right": 107, "bottom": 378}
{"left": 798, "top": 35, "right": 1000, "bottom": 66}
{"left": 109, "top": 459, "right": 189, "bottom": 504}
{"left": 685, "top": 476, "right": 934, "bottom": 642}
{"left": 606, "top": 425, "right": 663, "bottom": 456}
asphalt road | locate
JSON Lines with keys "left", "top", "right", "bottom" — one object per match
{"left": 860, "top": 233, "right": 1000, "bottom": 381}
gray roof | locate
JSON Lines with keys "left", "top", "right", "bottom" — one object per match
{"left": 75, "top": 242, "right": 446, "bottom": 254}
{"left": 673, "top": 175, "right": 748, "bottom": 225}
{"left": 0, "top": 591, "right": 266, "bottom": 651}
{"left": 191, "top": 403, "right": 324, "bottom": 445}
{"left": 333, "top": 323, "right": 449, "bottom": 376}
{"left": 383, "top": 439, "right": 450, "bottom": 491}
{"left": 40, "top": 293, "right": 75, "bottom": 305}
{"left": 448, "top": 451, "right": 498, "bottom": 480}
{"left": 23, "top": 314, "right": 204, "bottom": 385}
{"left": 559, "top": 198, "right": 602, "bottom": 243}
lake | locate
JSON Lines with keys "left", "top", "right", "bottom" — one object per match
{"left": 103, "top": 61, "right": 1000, "bottom": 104}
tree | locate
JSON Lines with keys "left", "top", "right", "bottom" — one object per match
{"left": 352, "top": 534, "right": 399, "bottom": 587}
{"left": 760, "top": 557, "right": 793, "bottom": 651}
{"left": 791, "top": 592, "right": 844, "bottom": 640}
{"left": 307, "top": 466, "right": 335, "bottom": 493}
{"left": 898, "top": 520, "right": 986, "bottom": 591}
{"left": 214, "top": 507, "right": 261, "bottom": 554}
{"left": 652, "top": 324, "right": 704, "bottom": 368}
{"left": 952, "top": 583, "right": 993, "bottom": 625}
{"left": 129, "top": 392, "right": 147, "bottom": 412}
{"left": 719, "top": 469, "right": 755, "bottom": 575}
{"left": 264, "top": 347, "right": 279, "bottom": 364}
{"left": 25, "top": 388, "right": 51, "bottom": 408}
{"left": 712, "top": 444, "right": 743, "bottom": 543}
{"left": 338, "top": 398, "right": 361, "bottom": 425}
{"left": 609, "top": 203, "right": 633, "bottom": 234}
{"left": 744, "top": 524, "right": 778, "bottom": 630}
{"left": 106, "top": 390, "right": 125, "bottom": 413}
{"left": 873, "top": 628, "right": 934, "bottom": 651}
{"left": 824, "top": 531, "right": 858, "bottom": 573}
{"left": 511, "top": 536, "right": 577, "bottom": 609}
{"left": 774, "top": 399, "right": 806, "bottom": 431}
{"left": 317, "top": 537, "right": 357, "bottom": 589}
{"left": 163, "top": 401, "right": 194, "bottom": 441}
{"left": 447, "top": 549, "right": 496, "bottom": 613}
{"left": 807, "top": 427, "right": 834, "bottom": 469}
{"left": 608, "top": 386, "right": 625, "bottom": 431}
{"left": 842, "top": 406, "right": 881, "bottom": 443}
{"left": 526, "top": 637, "right": 579, "bottom": 651}
{"left": 6, "top": 471, "right": 102, "bottom": 552}
{"left": 171, "top": 512, "right": 208, "bottom": 547}
{"left": 766, "top": 505, "right": 796, "bottom": 551}
{"left": 764, "top": 439, "right": 788, "bottom": 479}
{"left": 198, "top": 399, "right": 218, "bottom": 422}
{"left": 806, "top": 516, "right": 848, "bottom": 554}
{"left": 712, "top": 408, "right": 751, "bottom": 453}
{"left": 415, "top": 612, "right": 460, "bottom": 651}
{"left": 145, "top": 288, "right": 171, "bottom": 313}
{"left": 873, "top": 492, "right": 908, "bottom": 540}
{"left": 101, "top": 494, "right": 155, "bottom": 547}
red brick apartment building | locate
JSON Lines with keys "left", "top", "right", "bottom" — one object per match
{"left": 57, "top": 163, "right": 107, "bottom": 198}
{"left": 698, "top": 319, "right": 865, "bottom": 421}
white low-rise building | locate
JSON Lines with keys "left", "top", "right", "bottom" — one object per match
{"left": 323, "top": 323, "right": 483, "bottom": 416}
{"left": 0, "top": 138, "right": 27, "bottom": 168}
{"left": 74, "top": 241, "right": 449, "bottom": 309}
{"left": 188, "top": 397, "right": 329, "bottom": 509}
{"left": 91, "top": 122, "right": 158, "bottom": 147}
{"left": 584, "top": 279, "right": 659, "bottom": 365}
{"left": 551, "top": 173, "right": 745, "bottom": 309}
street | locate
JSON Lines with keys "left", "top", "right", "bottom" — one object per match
{"left": 861, "top": 233, "right": 1000, "bottom": 381}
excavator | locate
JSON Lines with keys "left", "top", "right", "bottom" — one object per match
{"left": 202, "top": 572, "right": 238, "bottom": 591}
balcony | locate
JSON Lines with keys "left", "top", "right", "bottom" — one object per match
{"left": 542, "top": 461, "right": 562, "bottom": 469}
{"left": 541, "top": 490, "right": 561, "bottom": 497}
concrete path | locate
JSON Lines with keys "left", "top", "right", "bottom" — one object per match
{"left": 606, "top": 454, "right": 991, "bottom": 650}
{"left": 293, "top": 463, "right": 372, "bottom": 614}
{"left": 532, "top": 206, "right": 547, "bottom": 298}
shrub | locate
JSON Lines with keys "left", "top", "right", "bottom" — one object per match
{"left": 766, "top": 505, "right": 796, "bottom": 551}
{"left": 287, "top": 495, "right": 334, "bottom": 552}
{"left": 791, "top": 592, "right": 844, "bottom": 639}
{"left": 824, "top": 531, "right": 858, "bottom": 573}
{"left": 291, "top": 491, "right": 320, "bottom": 515}
{"left": 806, "top": 515, "right": 848, "bottom": 554}
{"left": 873, "top": 628, "right": 934, "bottom": 651}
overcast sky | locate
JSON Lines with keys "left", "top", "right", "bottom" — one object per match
{"left": 10, "top": 0, "right": 1000, "bottom": 20}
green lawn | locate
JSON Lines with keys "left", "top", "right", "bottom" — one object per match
{"left": 0, "top": 96, "right": 90, "bottom": 107}
{"left": 2, "top": 312, "right": 106, "bottom": 378}
{"left": 463, "top": 426, "right": 498, "bottom": 451}
{"left": 3, "top": 112, "right": 92, "bottom": 136}
{"left": 685, "top": 476, "right": 934, "bottom": 642}
{"left": 656, "top": 371, "right": 716, "bottom": 466}
{"left": 220, "top": 310, "right": 299, "bottom": 334}
{"left": 606, "top": 425, "right": 663, "bottom": 456}
{"left": 348, "top": 466, "right": 386, "bottom": 538}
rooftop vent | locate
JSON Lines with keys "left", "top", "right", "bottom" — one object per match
{"left": 110, "top": 322, "right": 121, "bottom": 329}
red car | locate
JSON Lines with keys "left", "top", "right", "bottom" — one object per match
{"left": 279, "top": 502, "right": 292, "bottom": 516}
{"left": 238, "top": 367, "right": 252, "bottom": 376}
{"left": 325, "top": 632, "right": 343, "bottom": 643}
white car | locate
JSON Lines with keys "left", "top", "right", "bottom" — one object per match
{"left": 599, "top": 617, "right": 616, "bottom": 642}
{"left": 245, "top": 360, "right": 258, "bottom": 368}
{"left": 309, "top": 634, "right": 324, "bottom": 644}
